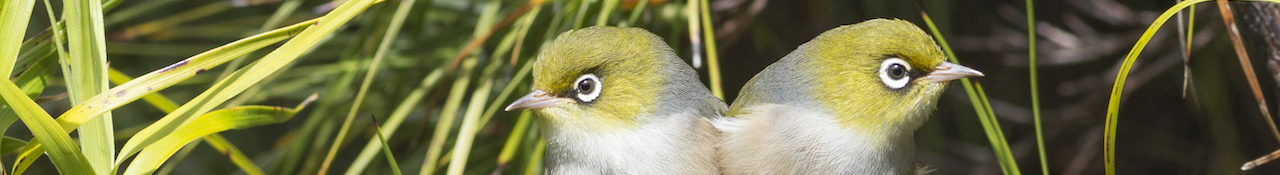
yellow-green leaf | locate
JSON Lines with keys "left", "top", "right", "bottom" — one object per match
{"left": 0, "top": 78, "right": 92, "bottom": 174}
{"left": 61, "top": 0, "right": 115, "bottom": 173}
{"left": 11, "top": 17, "right": 319, "bottom": 173}
{"left": 115, "top": 0, "right": 380, "bottom": 166}
{"left": 122, "top": 94, "right": 316, "bottom": 175}
{"left": 0, "top": 136, "right": 28, "bottom": 155}
{"left": 0, "top": 0, "right": 36, "bottom": 75}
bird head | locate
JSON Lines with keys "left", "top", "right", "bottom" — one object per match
{"left": 506, "top": 26, "right": 720, "bottom": 132}
{"left": 730, "top": 19, "right": 983, "bottom": 134}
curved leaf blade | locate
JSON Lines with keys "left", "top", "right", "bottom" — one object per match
{"left": 0, "top": 79, "right": 93, "bottom": 174}
{"left": 116, "top": 0, "right": 381, "bottom": 167}
{"left": 122, "top": 95, "right": 316, "bottom": 175}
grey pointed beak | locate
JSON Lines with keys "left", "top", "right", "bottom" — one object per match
{"left": 923, "top": 62, "right": 984, "bottom": 83}
{"left": 505, "top": 89, "right": 571, "bottom": 111}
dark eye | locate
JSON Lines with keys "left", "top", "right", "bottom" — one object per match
{"left": 888, "top": 64, "right": 906, "bottom": 79}
{"left": 574, "top": 74, "right": 602, "bottom": 102}
{"left": 577, "top": 78, "right": 594, "bottom": 93}
{"left": 878, "top": 58, "right": 911, "bottom": 89}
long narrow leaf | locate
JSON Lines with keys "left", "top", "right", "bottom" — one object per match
{"left": 421, "top": 60, "right": 476, "bottom": 175}
{"left": 62, "top": 0, "right": 115, "bottom": 173}
{"left": 496, "top": 111, "right": 533, "bottom": 169}
{"left": 106, "top": 67, "right": 262, "bottom": 175}
{"left": 325, "top": 0, "right": 418, "bottom": 173}
{"left": 447, "top": 61, "right": 499, "bottom": 175}
{"left": 116, "top": 0, "right": 380, "bottom": 167}
{"left": 0, "top": 58, "right": 54, "bottom": 161}
{"left": 0, "top": 136, "right": 29, "bottom": 155}
{"left": 11, "top": 17, "right": 319, "bottom": 170}
{"left": 697, "top": 0, "right": 724, "bottom": 99}
{"left": 421, "top": 1, "right": 504, "bottom": 174}
{"left": 1102, "top": 0, "right": 1280, "bottom": 174}
{"left": 0, "top": 0, "right": 36, "bottom": 75}
{"left": 920, "top": 10, "right": 1020, "bottom": 174}
{"left": 61, "top": 18, "right": 316, "bottom": 133}
{"left": 122, "top": 95, "right": 316, "bottom": 175}
{"left": 0, "top": 79, "right": 93, "bottom": 174}
{"left": 436, "top": 10, "right": 526, "bottom": 170}
{"left": 1024, "top": 0, "right": 1049, "bottom": 174}
{"left": 5, "top": 46, "right": 57, "bottom": 175}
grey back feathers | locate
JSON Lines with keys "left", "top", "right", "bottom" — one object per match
{"left": 728, "top": 41, "right": 824, "bottom": 116}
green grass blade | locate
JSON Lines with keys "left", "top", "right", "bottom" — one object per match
{"left": 107, "top": 67, "right": 262, "bottom": 175}
{"left": 421, "top": 59, "right": 477, "bottom": 175}
{"left": 154, "top": 140, "right": 199, "bottom": 175}
{"left": 975, "top": 82, "right": 1017, "bottom": 173}
{"left": 4, "top": 51, "right": 55, "bottom": 174}
{"left": 15, "top": 31, "right": 58, "bottom": 77}
{"left": 284, "top": 14, "right": 392, "bottom": 173}
{"left": 572, "top": 0, "right": 591, "bottom": 29}
{"left": 9, "top": 18, "right": 318, "bottom": 170}
{"left": 1, "top": 136, "right": 29, "bottom": 155}
{"left": 422, "top": 1, "right": 502, "bottom": 173}
{"left": 369, "top": 116, "right": 403, "bottom": 175}
{"left": 1095, "top": 0, "right": 1280, "bottom": 173}
{"left": 1024, "top": 0, "right": 1049, "bottom": 174}
{"left": 106, "top": 68, "right": 179, "bottom": 112}
{"left": 121, "top": 95, "right": 316, "bottom": 175}
{"left": 0, "top": 78, "right": 93, "bottom": 174}
{"left": 523, "top": 139, "right": 546, "bottom": 175}
{"left": 622, "top": 0, "right": 649, "bottom": 27}
{"left": 219, "top": 0, "right": 305, "bottom": 79}
{"left": 496, "top": 111, "right": 533, "bottom": 171}
{"left": 16, "top": 0, "right": 122, "bottom": 77}
{"left": 0, "top": 0, "right": 35, "bottom": 75}
{"left": 343, "top": 63, "right": 447, "bottom": 174}
{"left": 447, "top": 60, "right": 499, "bottom": 175}
{"left": 62, "top": 0, "right": 115, "bottom": 173}
{"left": 481, "top": 10, "right": 538, "bottom": 130}
{"left": 13, "top": 146, "right": 43, "bottom": 174}
{"left": 12, "top": 0, "right": 66, "bottom": 172}
{"left": 595, "top": 0, "right": 618, "bottom": 26}
{"left": 61, "top": 18, "right": 315, "bottom": 133}
{"left": 114, "top": 2, "right": 229, "bottom": 40}
{"left": 102, "top": 0, "right": 179, "bottom": 25}
{"left": 323, "top": 0, "right": 417, "bottom": 173}
{"left": 920, "top": 10, "right": 1020, "bottom": 174}
{"left": 116, "top": 0, "right": 380, "bottom": 168}
{"left": 698, "top": 0, "right": 724, "bottom": 99}
{"left": 508, "top": 3, "right": 540, "bottom": 64}
{"left": 280, "top": 41, "right": 366, "bottom": 175}
{"left": 200, "top": 135, "right": 265, "bottom": 175}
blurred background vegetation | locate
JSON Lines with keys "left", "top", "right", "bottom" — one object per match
{"left": 9, "top": 0, "right": 1280, "bottom": 174}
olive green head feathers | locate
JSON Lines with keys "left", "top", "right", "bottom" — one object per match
{"left": 506, "top": 26, "right": 725, "bottom": 131}
{"left": 729, "top": 19, "right": 983, "bottom": 133}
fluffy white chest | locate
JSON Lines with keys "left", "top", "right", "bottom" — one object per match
{"left": 714, "top": 103, "right": 917, "bottom": 174}
{"left": 540, "top": 112, "right": 718, "bottom": 175}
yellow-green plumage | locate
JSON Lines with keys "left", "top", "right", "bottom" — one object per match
{"left": 507, "top": 26, "right": 725, "bottom": 174}
{"left": 529, "top": 27, "right": 667, "bottom": 130}
{"left": 715, "top": 19, "right": 983, "bottom": 174}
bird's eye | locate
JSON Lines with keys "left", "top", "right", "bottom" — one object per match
{"left": 878, "top": 58, "right": 911, "bottom": 89}
{"left": 574, "top": 74, "right": 602, "bottom": 102}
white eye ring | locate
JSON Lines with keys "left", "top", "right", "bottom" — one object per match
{"left": 574, "top": 74, "right": 603, "bottom": 102}
{"left": 879, "top": 58, "right": 911, "bottom": 89}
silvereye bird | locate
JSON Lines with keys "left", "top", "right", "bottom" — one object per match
{"left": 713, "top": 19, "right": 984, "bottom": 174}
{"left": 505, "top": 26, "right": 726, "bottom": 174}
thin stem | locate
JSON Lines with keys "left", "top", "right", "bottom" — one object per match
{"left": 698, "top": 0, "right": 724, "bottom": 99}
{"left": 1025, "top": 0, "right": 1049, "bottom": 174}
